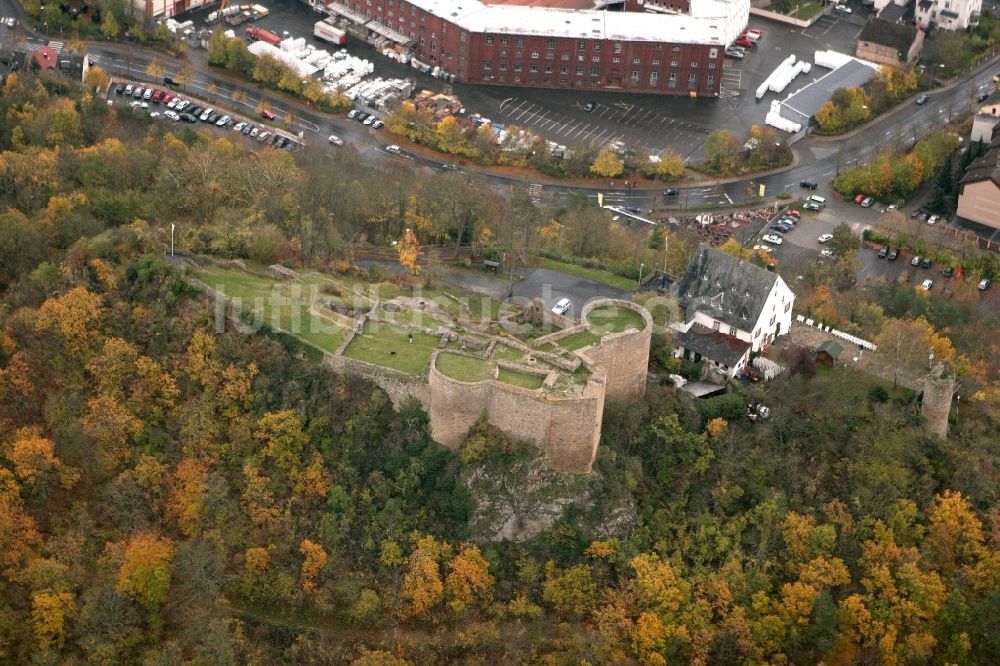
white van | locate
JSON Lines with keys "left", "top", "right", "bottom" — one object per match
{"left": 807, "top": 195, "right": 827, "bottom": 207}
{"left": 551, "top": 298, "right": 572, "bottom": 315}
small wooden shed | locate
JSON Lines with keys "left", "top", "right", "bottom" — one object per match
{"left": 815, "top": 340, "right": 843, "bottom": 367}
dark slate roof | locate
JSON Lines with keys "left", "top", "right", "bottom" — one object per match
{"left": 858, "top": 18, "right": 918, "bottom": 53}
{"left": 677, "top": 244, "right": 780, "bottom": 332}
{"left": 960, "top": 137, "right": 1000, "bottom": 188}
{"left": 878, "top": 2, "right": 909, "bottom": 23}
{"left": 780, "top": 59, "right": 877, "bottom": 125}
{"left": 676, "top": 324, "right": 752, "bottom": 367}
{"left": 816, "top": 340, "right": 844, "bottom": 358}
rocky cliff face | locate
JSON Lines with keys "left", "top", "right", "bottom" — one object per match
{"left": 465, "top": 458, "right": 636, "bottom": 542}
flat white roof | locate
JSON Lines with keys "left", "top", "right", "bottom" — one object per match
{"left": 372, "top": 0, "right": 738, "bottom": 44}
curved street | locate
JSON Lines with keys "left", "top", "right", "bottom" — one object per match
{"left": 4, "top": 0, "right": 1000, "bottom": 219}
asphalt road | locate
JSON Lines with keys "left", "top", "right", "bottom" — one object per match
{"left": 4, "top": 0, "right": 1000, "bottom": 243}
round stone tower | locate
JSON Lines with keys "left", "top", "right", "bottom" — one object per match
{"left": 921, "top": 363, "right": 955, "bottom": 439}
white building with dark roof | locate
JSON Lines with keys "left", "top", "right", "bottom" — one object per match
{"left": 670, "top": 245, "right": 795, "bottom": 379}
{"left": 915, "top": 0, "right": 981, "bottom": 30}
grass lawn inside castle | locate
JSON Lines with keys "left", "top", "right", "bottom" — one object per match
{"left": 192, "top": 259, "right": 647, "bottom": 396}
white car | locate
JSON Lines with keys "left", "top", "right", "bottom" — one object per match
{"left": 124, "top": 84, "right": 134, "bottom": 95}
{"left": 818, "top": 233, "right": 834, "bottom": 243}
{"left": 762, "top": 233, "right": 783, "bottom": 245}
{"left": 347, "top": 109, "right": 359, "bottom": 119}
{"left": 328, "top": 134, "right": 344, "bottom": 146}
{"left": 371, "top": 119, "right": 384, "bottom": 129}
{"left": 385, "top": 144, "right": 401, "bottom": 154}
{"left": 927, "top": 215, "right": 939, "bottom": 225}
{"left": 164, "top": 110, "right": 180, "bottom": 121}
{"left": 834, "top": 4, "right": 852, "bottom": 12}
{"left": 174, "top": 101, "right": 189, "bottom": 112}
{"left": 216, "top": 115, "right": 231, "bottom": 126}
{"left": 166, "top": 98, "right": 179, "bottom": 109}
{"left": 551, "top": 297, "right": 572, "bottom": 315}
{"left": 233, "top": 122, "right": 246, "bottom": 132}
{"left": 6, "top": 17, "right": 18, "bottom": 27}
{"left": 820, "top": 249, "right": 836, "bottom": 258}
{"left": 199, "top": 108, "right": 214, "bottom": 121}
{"left": 363, "top": 115, "right": 376, "bottom": 126}
{"left": 920, "top": 279, "right": 934, "bottom": 291}
{"left": 752, "top": 245, "right": 772, "bottom": 253}
{"left": 149, "top": 111, "right": 161, "bottom": 118}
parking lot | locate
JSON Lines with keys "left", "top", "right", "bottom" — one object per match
{"left": 174, "top": 0, "right": 872, "bottom": 161}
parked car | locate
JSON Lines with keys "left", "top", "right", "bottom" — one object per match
{"left": 785, "top": 210, "right": 800, "bottom": 218}
{"left": 151, "top": 90, "right": 164, "bottom": 103}
{"left": 734, "top": 36, "right": 755, "bottom": 49}
{"left": 583, "top": 102, "right": 596, "bottom": 112}
{"left": 979, "top": 278, "right": 991, "bottom": 290}
{"left": 179, "top": 113, "right": 198, "bottom": 123}
{"left": 199, "top": 108, "right": 214, "bottom": 121}
{"left": 803, "top": 202, "right": 821, "bottom": 212}
{"left": 164, "top": 110, "right": 180, "bottom": 121}
{"left": 242, "top": 124, "right": 254, "bottom": 135}
{"left": 551, "top": 297, "right": 572, "bottom": 315}
{"left": 916, "top": 94, "right": 929, "bottom": 105}
{"left": 173, "top": 100, "right": 189, "bottom": 111}
{"left": 834, "top": 4, "right": 851, "bottom": 12}
{"left": 249, "top": 127, "right": 260, "bottom": 138}
{"left": 752, "top": 245, "right": 772, "bottom": 253}
{"left": 977, "top": 91, "right": 991, "bottom": 103}
{"left": 745, "top": 28, "right": 764, "bottom": 40}
{"left": 921, "top": 258, "right": 932, "bottom": 269}
{"left": 233, "top": 122, "right": 246, "bottom": 132}
{"left": 371, "top": 119, "right": 384, "bottom": 129}
{"left": 920, "top": 279, "right": 934, "bottom": 291}
{"left": 356, "top": 112, "right": 369, "bottom": 122}
{"left": 216, "top": 115, "right": 231, "bottom": 126}
{"left": 762, "top": 233, "right": 784, "bottom": 245}
{"left": 161, "top": 93, "right": 174, "bottom": 105}
{"left": 878, "top": 246, "right": 889, "bottom": 258}
{"left": 861, "top": 197, "right": 874, "bottom": 208}
{"left": 114, "top": 84, "right": 125, "bottom": 95}
{"left": 363, "top": 115, "right": 376, "bottom": 126}
{"left": 818, "top": 233, "right": 834, "bottom": 243}
{"left": 943, "top": 266, "right": 954, "bottom": 278}
{"left": 276, "top": 137, "right": 289, "bottom": 148}
{"left": 854, "top": 194, "right": 867, "bottom": 204}
{"left": 927, "top": 214, "right": 939, "bottom": 225}
{"left": 725, "top": 47, "right": 746, "bottom": 59}
{"left": 257, "top": 131, "right": 271, "bottom": 143}
{"left": 328, "top": 134, "right": 344, "bottom": 145}
{"left": 347, "top": 109, "right": 359, "bottom": 119}
{"left": 888, "top": 249, "right": 899, "bottom": 261}
{"left": 800, "top": 179, "right": 818, "bottom": 190}
{"left": 910, "top": 209, "right": 922, "bottom": 219}
{"left": 142, "top": 88, "right": 154, "bottom": 101}
{"left": 132, "top": 87, "right": 144, "bottom": 99}
{"left": 385, "top": 144, "right": 401, "bottom": 154}
{"left": 911, "top": 255, "right": 922, "bottom": 266}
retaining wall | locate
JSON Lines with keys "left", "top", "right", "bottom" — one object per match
{"left": 327, "top": 354, "right": 431, "bottom": 408}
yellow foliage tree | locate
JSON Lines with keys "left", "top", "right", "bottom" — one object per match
{"left": 590, "top": 148, "right": 625, "bottom": 178}
{"left": 6, "top": 428, "right": 57, "bottom": 484}
{"left": 255, "top": 410, "right": 308, "bottom": 471}
{"left": 32, "top": 591, "right": 74, "bottom": 651}
{"left": 35, "top": 287, "right": 105, "bottom": 353}
{"left": 300, "top": 539, "right": 328, "bottom": 591}
{"left": 397, "top": 227, "right": 421, "bottom": 276}
{"left": 401, "top": 547, "right": 444, "bottom": 618}
{"left": 631, "top": 610, "right": 668, "bottom": 666}
{"left": 629, "top": 553, "right": 690, "bottom": 621}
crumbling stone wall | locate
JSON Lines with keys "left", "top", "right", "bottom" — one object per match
{"left": 428, "top": 353, "right": 605, "bottom": 473}
{"left": 326, "top": 355, "right": 431, "bottom": 408}
{"left": 576, "top": 299, "right": 652, "bottom": 401}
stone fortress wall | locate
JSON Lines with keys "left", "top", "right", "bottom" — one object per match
{"left": 202, "top": 265, "right": 651, "bottom": 474}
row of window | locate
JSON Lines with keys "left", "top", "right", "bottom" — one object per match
{"left": 482, "top": 71, "right": 715, "bottom": 88}
{"left": 482, "top": 35, "right": 718, "bottom": 60}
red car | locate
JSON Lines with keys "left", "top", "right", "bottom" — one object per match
{"left": 854, "top": 194, "right": 866, "bottom": 204}
{"left": 785, "top": 209, "right": 800, "bottom": 219}
{"left": 260, "top": 109, "right": 276, "bottom": 120}
{"left": 734, "top": 36, "right": 755, "bottom": 49}
{"left": 151, "top": 89, "right": 164, "bottom": 103}
{"left": 161, "top": 93, "right": 175, "bottom": 105}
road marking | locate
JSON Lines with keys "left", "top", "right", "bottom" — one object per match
{"left": 724, "top": 192, "right": 733, "bottom": 204}
{"left": 498, "top": 97, "right": 515, "bottom": 112}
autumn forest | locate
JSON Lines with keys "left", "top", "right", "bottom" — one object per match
{"left": 0, "top": 70, "right": 998, "bottom": 665}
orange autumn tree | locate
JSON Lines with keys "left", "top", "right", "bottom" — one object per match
{"left": 445, "top": 545, "right": 494, "bottom": 613}
{"left": 165, "top": 459, "right": 209, "bottom": 537}
{"left": 34, "top": 287, "right": 105, "bottom": 354}
{"left": 397, "top": 227, "right": 421, "bottom": 276}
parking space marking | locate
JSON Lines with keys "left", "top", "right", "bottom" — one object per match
{"left": 513, "top": 103, "right": 536, "bottom": 121}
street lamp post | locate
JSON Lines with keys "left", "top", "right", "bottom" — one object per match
{"left": 638, "top": 262, "right": 645, "bottom": 288}
{"left": 171, "top": 224, "right": 175, "bottom": 257}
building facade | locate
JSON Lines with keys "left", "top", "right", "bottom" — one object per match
{"left": 670, "top": 245, "right": 795, "bottom": 379}
{"left": 915, "top": 0, "right": 981, "bottom": 30}
{"left": 957, "top": 133, "right": 1000, "bottom": 230}
{"left": 855, "top": 18, "right": 923, "bottom": 66}
{"left": 323, "top": 0, "right": 749, "bottom": 96}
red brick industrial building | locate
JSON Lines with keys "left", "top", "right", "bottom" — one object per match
{"left": 322, "top": 0, "right": 748, "bottom": 96}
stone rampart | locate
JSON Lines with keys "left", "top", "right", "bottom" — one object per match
{"left": 327, "top": 354, "right": 431, "bottom": 408}
{"left": 428, "top": 352, "right": 605, "bottom": 473}
{"left": 576, "top": 299, "right": 652, "bottom": 401}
